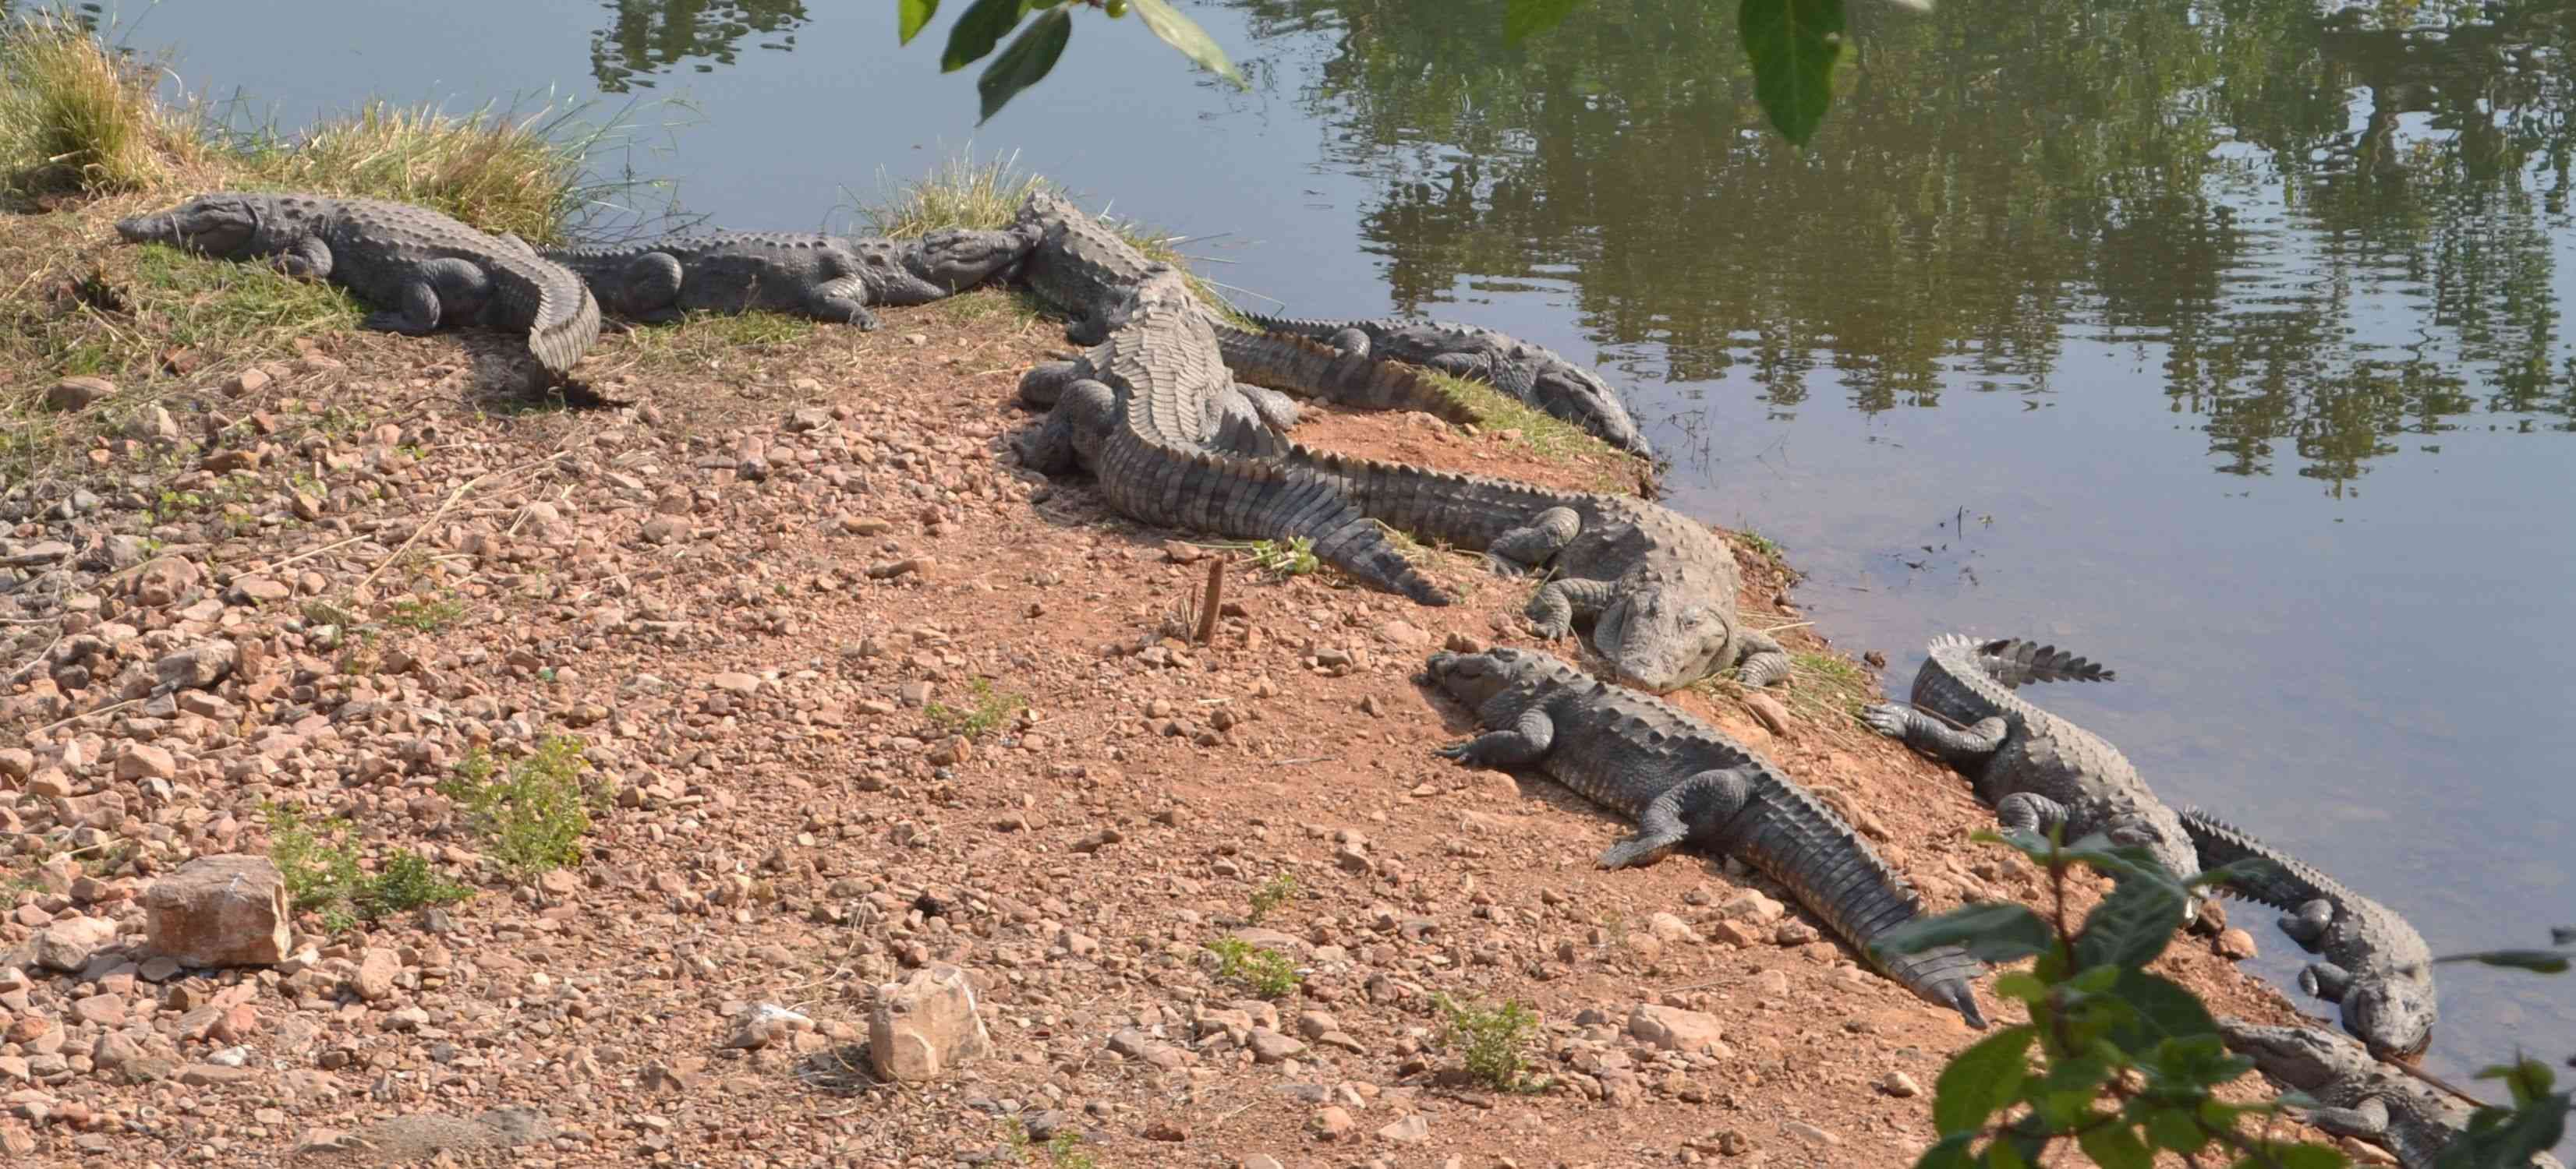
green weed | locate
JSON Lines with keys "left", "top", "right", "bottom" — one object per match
{"left": 1432, "top": 993, "right": 1545, "bottom": 1092}
{"left": 382, "top": 595, "right": 466, "bottom": 632}
{"left": 1205, "top": 936, "right": 1302, "bottom": 999}
{"left": 439, "top": 735, "right": 593, "bottom": 884}
{"left": 925, "top": 678, "right": 1026, "bottom": 741}
{"left": 1247, "top": 872, "right": 1298, "bottom": 925}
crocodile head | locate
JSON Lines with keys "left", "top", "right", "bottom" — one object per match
{"left": 116, "top": 193, "right": 263, "bottom": 258}
{"left": 1526, "top": 354, "right": 1652, "bottom": 457}
{"left": 2217, "top": 1019, "right": 2355, "bottom": 1089}
{"left": 1421, "top": 648, "right": 1534, "bottom": 707}
{"left": 905, "top": 226, "right": 1039, "bottom": 293}
{"left": 2100, "top": 809, "right": 2204, "bottom": 925}
{"left": 1590, "top": 584, "right": 1732, "bottom": 694}
{"left": 2345, "top": 971, "right": 2436, "bottom": 1062}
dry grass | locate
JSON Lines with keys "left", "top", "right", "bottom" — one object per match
{"left": 0, "top": 12, "right": 201, "bottom": 196}
{"left": 222, "top": 99, "right": 621, "bottom": 245}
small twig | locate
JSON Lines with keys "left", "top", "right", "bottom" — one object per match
{"left": 34, "top": 697, "right": 141, "bottom": 736}
{"left": 349, "top": 455, "right": 557, "bottom": 597}
{"left": 266, "top": 534, "right": 370, "bottom": 572}
{"left": 1194, "top": 559, "right": 1223, "bottom": 645}
{"left": 1271, "top": 755, "right": 1337, "bottom": 767}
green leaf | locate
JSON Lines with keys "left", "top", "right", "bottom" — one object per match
{"left": 2434, "top": 1092, "right": 2567, "bottom": 1169}
{"left": 974, "top": 8, "right": 1071, "bottom": 124}
{"left": 899, "top": 0, "right": 940, "bottom": 44}
{"left": 1503, "top": 0, "right": 1584, "bottom": 43}
{"left": 2436, "top": 949, "right": 2572, "bottom": 973}
{"left": 1913, "top": 1132, "right": 1977, "bottom": 1169}
{"left": 2079, "top": 1123, "right": 2155, "bottom": 1169}
{"left": 1874, "top": 902, "right": 2054, "bottom": 963}
{"left": 2102, "top": 969, "right": 2217, "bottom": 1054}
{"left": 2068, "top": 964, "right": 2121, "bottom": 994}
{"left": 2141, "top": 1105, "right": 2204, "bottom": 1153}
{"left": 941, "top": 0, "right": 1024, "bottom": 72}
{"left": 2472, "top": 1058, "right": 2557, "bottom": 1107}
{"left": 2075, "top": 871, "right": 2188, "bottom": 972}
{"left": 1739, "top": 0, "right": 1845, "bottom": 146}
{"left": 1128, "top": 0, "right": 1247, "bottom": 88}
{"left": 1994, "top": 971, "right": 2050, "bottom": 1003}
{"left": 1932, "top": 1026, "right": 2034, "bottom": 1134}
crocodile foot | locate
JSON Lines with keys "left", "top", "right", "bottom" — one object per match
{"left": 1858, "top": 702, "right": 1910, "bottom": 739}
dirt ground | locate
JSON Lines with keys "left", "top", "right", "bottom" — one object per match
{"left": 0, "top": 233, "right": 2347, "bottom": 1168}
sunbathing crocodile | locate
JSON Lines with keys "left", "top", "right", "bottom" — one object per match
{"left": 1422, "top": 647, "right": 1987, "bottom": 1028}
{"left": 1015, "top": 264, "right": 1448, "bottom": 605}
{"left": 2221, "top": 1019, "right": 2564, "bottom": 1168}
{"left": 2185, "top": 809, "right": 2436, "bottom": 1059}
{"left": 1009, "top": 190, "right": 1476, "bottom": 429}
{"left": 116, "top": 192, "right": 600, "bottom": 378}
{"left": 1244, "top": 312, "right": 1655, "bottom": 458}
{"left": 1862, "top": 636, "right": 2202, "bottom": 905}
{"left": 540, "top": 227, "right": 1034, "bottom": 327}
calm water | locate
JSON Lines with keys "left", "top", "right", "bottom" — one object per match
{"left": 100, "top": 0, "right": 2575, "bottom": 1093}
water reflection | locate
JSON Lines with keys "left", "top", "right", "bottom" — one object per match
{"left": 587, "top": 0, "right": 809, "bottom": 92}
{"left": 1226, "top": 0, "right": 2575, "bottom": 486}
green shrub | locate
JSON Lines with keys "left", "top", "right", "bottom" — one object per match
{"left": 1432, "top": 993, "right": 1543, "bottom": 1091}
{"left": 440, "top": 735, "right": 593, "bottom": 883}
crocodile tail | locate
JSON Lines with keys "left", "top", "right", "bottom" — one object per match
{"left": 1973, "top": 637, "right": 2117, "bottom": 687}
{"left": 1261, "top": 457, "right": 1449, "bottom": 606}
{"left": 500, "top": 255, "right": 602, "bottom": 378}
{"left": 1287, "top": 442, "right": 1582, "bottom": 552}
{"left": 1237, "top": 310, "right": 1353, "bottom": 340}
{"left": 1128, "top": 443, "right": 1450, "bottom": 606}
{"left": 1216, "top": 325, "right": 1473, "bottom": 422}
{"left": 2177, "top": 807, "right": 2332, "bottom": 909}
{"left": 1880, "top": 944, "right": 1990, "bottom": 1029}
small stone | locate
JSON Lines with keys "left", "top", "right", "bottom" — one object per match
{"left": 1741, "top": 692, "right": 1794, "bottom": 736}
{"left": 1312, "top": 1107, "right": 1354, "bottom": 1139}
{"left": 2216, "top": 928, "right": 2259, "bottom": 960}
{"left": 1376, "top": 1114, "right": 1429, "bottom": 1144}
{"left": 116, "top": 744, "right": 177, "bottom": 782}
{"left": 1627, "top": 1003, "right": 1725, "bottom": 1053}
{"left": 44, "top": 376, "right": 114, "bottom": 411}
{"left": 34, "top": 915, "right": 119, "bottom": 972}
{"left": 227, "top": 575, "right": 292, "bottom": 604}
{"left": 352, "top": 948, "right": 398, "bottom": 1001}
{"left": 143, "top": 855, "right": 290, "bottom": 967}
{"left": 1783, "top": 1121, "right": 1837, "bottom": 1146}
{"left": 1773, "top": 920, "right": 1821, "bottom": 946}
{"left": 1141, "top": 1120, "right": 1188, "bottom": 1142}
{"left": 1881, "top": 1071, "right": 1921, "bottom": 1097}
{"left": 1249, "top": 1029, "right": 1307, "bottom": 1064}
{"left": 868, "top": 963, "right": 990, "bottom": 1082}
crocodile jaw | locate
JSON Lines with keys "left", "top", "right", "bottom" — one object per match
{"left": 116, "top": 194, "right": 257, "bottom": 256}
{"left": 1592, "top": 589, "right": 1728, "bottom": 694}
{"left": 2348, "top": 976, "right": 2436, "bottom": 1061}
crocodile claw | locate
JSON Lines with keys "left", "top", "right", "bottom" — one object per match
{"left": 1434, "top": 740, "right": 1478, "bottom": 763}
{"left": 1858, "top": 702, "right": 1909, "bottom": 739}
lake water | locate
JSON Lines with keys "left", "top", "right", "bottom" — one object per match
{"left": 98, "top": 0, "right": 2575, "bottom": 1097}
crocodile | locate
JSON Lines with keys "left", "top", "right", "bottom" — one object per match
{"left": 1860, "top": 636, "right": 2203, "bottom": 906}
{"left": 1285, "top": 446, "right": 1787, "bottom": 693}
{"left": 2185, "top": 809, "right": 2436, "bottom": 1059}
{"left": 1421, "top": 647, "right": 1988, "bottom": 1028}
{"left": 1008, "top": 189, "right": 1470, "bottom": 429}
{"left": 1014, "top": 263, "right": 1448, "bottom": 606}
{"left": 539, "top": 227, "right": 1035, "bottom": 327}
{"left": 115, "top": 192, "right": 599, "bottom": 378}
{"left": 2220, "top": 1019, "right": 2564, "bottom": 1169}
{"left": 1243, "top": 312, "right": 1655, "bottom": 459}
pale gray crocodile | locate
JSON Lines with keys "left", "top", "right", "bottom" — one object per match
{"left": 1014, "top": 264, "right": 1448, "bottom": 605}
{"left": 540, "top": 227, "right": 1034, "bottom": 327}
{"left": 2185, "top": 809, "right": 2436, "bottom": 1059}
{"left": 1861, "top": 636, "right": 2202, "bottom": 903}
{"left": 115, "top": 192, "right": 600, "bottom": 378}
{"left": 2221, "top": 1019, "right": 2564, "bottom": 1169}
{"left": 1422, "top": 647, "right": 1987, "bottom": 1027}
{"left": 1297, "top": 445, "right": 1788, "bottom": 693}
{"left": 1009, "top": 189, "right": 1474, "bottom": 429}
{"left": 1244, "top": 312, "right": 1655, "bottom": 459}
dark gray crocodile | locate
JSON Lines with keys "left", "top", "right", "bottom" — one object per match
{"left": 1421, "top": 647, "right": 1987, "bottom": 1028}
{"left": 539, "top": 227, "right": 1034, "bottom": 327}
{"left": 1290, "top": 446, "right": 1786, "bottom": 693}
{"left": 1243, "top": 312, "right": 1654, "bottom": 459}
{"left": 2185, "top": 809, "right": 2436, "bottom": 1059}
{"left": 2220, "top": 1019, "right": 2564, "bottom": 1169}
{"left": 1861, "top": 635, "right": 2203, "bottom": 904}
{"left": 1014, "top": 264, "right": 1448, "bottom": 605}
{"left": 1008, "top": 190, "right": 1470, "bottom": 428}
{"left": 115, "top": 192, "right": 600, "bottom": 378}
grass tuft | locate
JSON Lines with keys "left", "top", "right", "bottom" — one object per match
{"left": 856, "top": 147, "right": 1046, "bottom": 238}
{"left": 0, "top": 12, "right": 198, "bottom": 196}
{"left": 1204, "top": 936, "right": 1303, "bottom": 998}
{"left": 1432, "top": 993, "right": 1546, "bottom": 1091}
{"left": 440, "top": 735, "right": 594, "bottom": 885}
{"left": 222, "top": 98, "right": 622, "bottom": 245}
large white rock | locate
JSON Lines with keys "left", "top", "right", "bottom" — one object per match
{"left": 143, "top": 855, "right": 289, "bottom": 967}
{"left": 869, "top": 963, "right": 991, "bottom": 1082}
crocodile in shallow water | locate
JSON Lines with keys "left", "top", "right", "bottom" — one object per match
{"left": 540, "top": 227, "right": 1034, "bottom": 327}
{"left": 1244, "top": 312, "right": 1656, "bottom": 459}
{"left": 115, "top": 192, "right": 600, "bottom": 379}
{"left": 1014, "top": 264, "right": 1449, "bottom": 605}
{"left": 2221, "top": 1019, "right": 2562, "bottom": 1168}
{"left": 1861, "top": 635, "right": 2203, "bottom": 904}
{"left": 1421, "top": 647, "right": 1987, "bottom": 1027}
{"left": 2185, "top": 808, "right": 2436, "bottom": 1059}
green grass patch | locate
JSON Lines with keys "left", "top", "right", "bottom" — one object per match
{"left": 264, "top": 802, "right": 472, "bottom": 931}
{"left": 0, "top": 12, "right": 201, "bottom": 196}
{"left": 1432, "top": 993, "right": 1546, "bottom": 1092}
{"left": 925, "top": 678, "right": 1027, "bottom": 741}
{"left": 853, "top": 146, "right": 1208, "bottom": 297}
{"left": 1417, "top": 366, "right": 1629, "bottom": 471}
{"left": 1247, "top": 873, "right": 1298, "bottom": 924}
{"left": 381, "top": 595, "right": 467, "bottom": 632}
{"left": 1736, "top": 528, "right": 1784, "bottom": 561}
{"left": 931, "top": 285, "right": 1046, "bottom": 330}
{"left": 440, "top": 735, "right": 593, "bottom": 885}
{"left": 1204, "top": 936, "right": 1302, "bottom": 998}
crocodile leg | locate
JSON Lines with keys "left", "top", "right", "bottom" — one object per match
{"left": 802, "top": 275, "right": 883, "bottom": 330}
{"left": 1530, "top": 577, "right": 1619, "bottom": 640}
{"left": 600, "top": 252, "right": 687, "bottom": 322}
{"left": 2280, "top": 899, "right": 2335, "bottom": 947}
{"left": 364, "top": 258, "right": 490, "bottom": 336}
{"left": 1235, "top": 384, "right": 1302, "bottom": 432}
{"left": 1599, "top": 766, "right": 1755, "bottom": 871}
{"left": 1018, "top": 360, "right": 1088, "bottom": 408}
{"left": 2299, "top": 1098, "right": 2390, "bottom": 1142}
{"left": 270, "top": 235, "right": 334, "bottom": 280}
{"left": 2302, "top": 962, "right": 2354, "bottom": 1001}
{"left": 1015, "top": 378, "right": 1116, "bottom": 476}
{"left": 1327, "top": 327, "right": 1374, "bottom": 359}
{"left": 1860, "top": 704, "right": 2007, "bottom": 768}
{"left": 1734, "top": 627, "right": 1793, "bottom": 687}
{"left": 1435, "top": 707, "right": 1555, "bottom": 768}
{"left": 1995, "top": 793, "right": 2072, "bottom": 837}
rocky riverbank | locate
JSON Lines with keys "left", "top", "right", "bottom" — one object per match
{"left": 0, "top": 212, "right": 2334, "bottom": 1166}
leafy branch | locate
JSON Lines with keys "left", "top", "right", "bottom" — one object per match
{"left": 901, "top": 0, "right": 1247, "bottom": 124}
